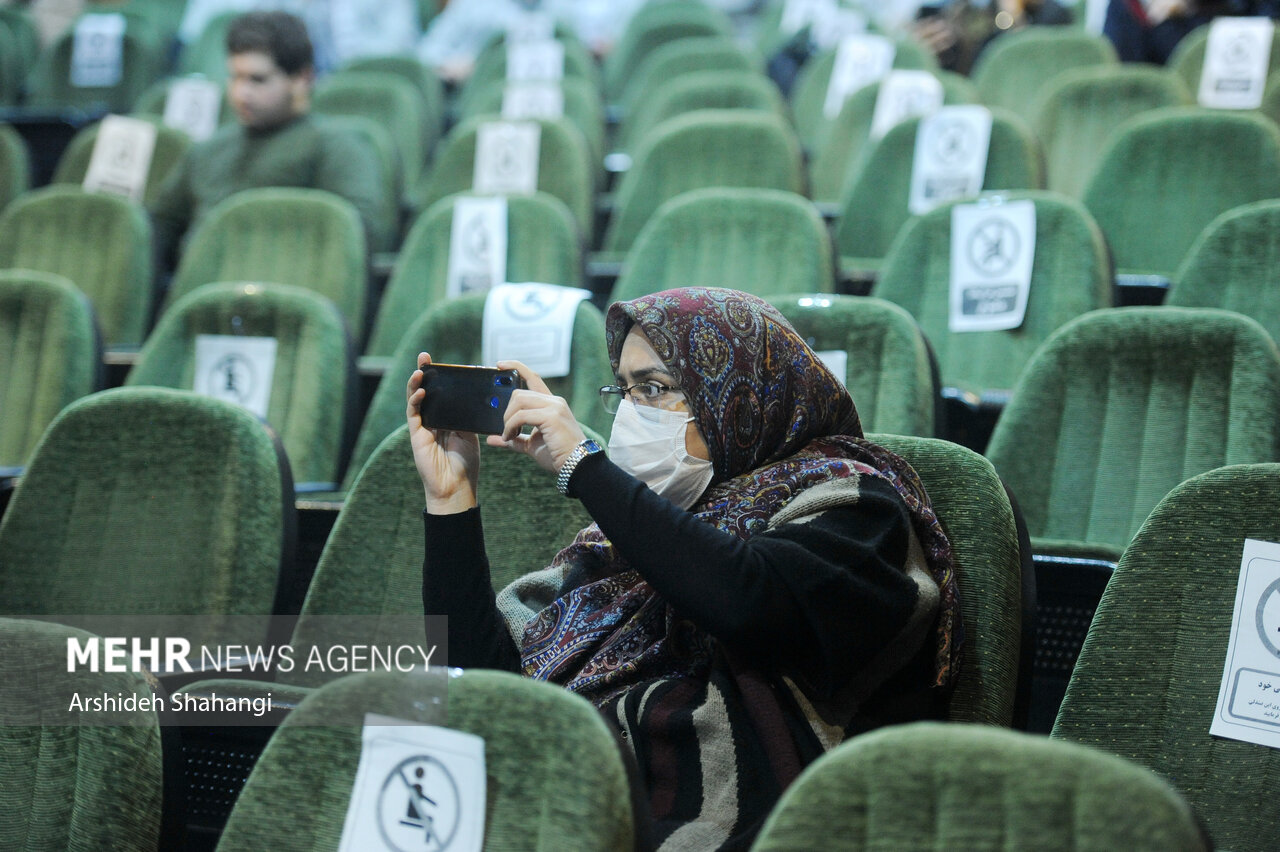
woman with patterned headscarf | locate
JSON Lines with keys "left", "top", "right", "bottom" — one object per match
{"left": 407, "top": 287, "right": 962, "bottom": 851}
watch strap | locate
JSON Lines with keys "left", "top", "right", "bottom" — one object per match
{"left": 556, "top": 438, "right": 603, "bottom": 497}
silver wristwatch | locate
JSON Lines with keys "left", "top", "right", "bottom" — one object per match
{"left": 556, "top": 438, "right": 604, "bottom": 497}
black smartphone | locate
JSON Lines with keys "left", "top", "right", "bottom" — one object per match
{"left": 417, "top": 364, "right": 525, "bottom": 434}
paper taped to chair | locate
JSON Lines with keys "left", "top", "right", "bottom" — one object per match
{"left": 193, "top": 334, "right": 277, "bottom": 419}
{"left": 71, "top": 13, "right": 125, "bottom": 88}
{"left": 507, "top": 11, "right": 555, "bottom": 43}
{"left": 447, "top": 196, "right": 508, "bottom": 298}
{"left": 1211, "top": 538, "right": 1280, "bottom": 749}
{"left": 502, "top": 82, "right": 564, "bottom": 120}
{"left": 908, "top": 105, "right": 992, "bottom": 215}
{"left": 507, "top": 40, "right": 564, "bottom": 82}
{"left": 949, "top": 198, "right": 1035, "bottom": 332}
{"left": 163, "top": 78, "right": 222, "bottom": 143}
{"left": 1082, "top": 0, "right": 1108, "bottom": 35}
{"left": 823, "top": 34, "right": 895, "bottom": 119}
{"left": 482, "top": 283, "right": 591, "bottom": 378}
{"left": 1199, "top": 17, "right": 1273, "bottom": 109}
{"left": 474, "top": 121, "right": 541, "bottom": 196}
{"left": 815, "top": 350, "right": 848, "bottom": 386}
{"left": 812, "top": 7, "right": 869, "bottom": 51}
{"left": 82, "top": 115, "right": 157, "bottom": 202}
{"left": 781, "top": 0, "right": 837, "bottom": 36}
{"left": 870, "top": 70, "right": 944, "bottom": 141}
{"left": 338, "top": 713, "right": 485, "bottom": 852}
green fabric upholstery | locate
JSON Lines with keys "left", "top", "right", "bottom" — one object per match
{"left": 214, "top": 668, "right": 635, "bottom": 851}
{"left": 319, "top": 114, "right": 401, "bottom": 253}
{"left": 0, "top": 186, "right": 153, "bottom": 347}
{"left": 611, "top": 187, "right": 833, "bottom": 302}
{"left": 339, "top": 54, "right": 445, "bottom": 162}
{"left": 177, "top": 11, "right": 237, "bottom": 81}
{"left": 350, "top": 293, "right": 613, "bottom": 489}
{"left": 602, "top": 0, "right": 733, "bottom": 102}
{"left": 1082, "top": 106, "right": 1280, "bottom": 278}
{"left": 0, "top": 387, "right": 287, "bottom": 646}
{"left": 25, "top": 16, "right": 164, "bottom": 111}
{"left": 0, "top": 26, "right": 21, "bottom": 106}
{"left": 414, "top": 114, "right": 595, "bottom": 241}
{"left": 0, "top": 122, "right": 29, "bottom": 211}
{"left": 1052, "top": 463, "right": 1280, "bottom": 852}
{"left": 771, "top": 295, "right": 935, "bottom": 437}
{"left": 603, "top": 109, "right": 805, "bottom": 254}
{"left": 615, "top": 68, "right": 787, "bottom": 156}
{"left": 132, "top": 76, "right": 236, "bottom": 125}
{"left": 0, "top": 270, "right": 99, "bottom": 470}
{"left": 1168, "top": 20, "right": 1280, "bottom": 98}
{"left": 873, "top": 190, "right": 1111, "bottom": 398}
{"left": 459, "top": 76, "right": 605, "bottom": 170}
{"left": 1031, "top": 64, "right": 1192, "bottom": 199}
{"left": 752, "top": 722, "right": 1207, "bottom": 851}
{"left": 970, "top": 27, "right": 1117, "bottom": 122}
{"left": 127, "top": 281, "right": 354, "bottom": 485}
{"left": 1168, "top": 199, "right": 1280, "bottom": 344}
{"left": 810, "top": 70, "right": 977, "bottom": 205}
{"left": 835, "top": 108, "right": 1044, "bottom": 273}
{"left": 789, "top": 39, "right": 939, "bottom": 153}
{"left": 50, "top": 117, "right": 193, "bottom": 208}
{"left": 985, "top": 307, "right": 1280, "bottom": 556}
{"left": 0, "top": 7, "right": 40, "bottom": 83}
{"left": 868, "top": 434, "right": 1022, "bottom": 726}
{"left": 617, "top": 35, "right": 763, "bottom": 115}
{"left": 0, "top": 618, "right": 164, "bottom": 852}
{"left": 366, "top": 191, "right": 583, "bottom": 359}
{"left": 458, "top": 34, "right": 601, "bottom": 115}
{"left": 166, "top": 187, "right": 368, "bottom": 339}
{"left": 314, "top": 70, "right": 430, "bottom": 189}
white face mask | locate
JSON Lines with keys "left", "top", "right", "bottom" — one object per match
{"left": 608, "top": 399, "right": 715, "bottom": 510}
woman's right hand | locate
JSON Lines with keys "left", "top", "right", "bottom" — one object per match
{"left": 406, "top": 352, "right": 480, "bottom": 514}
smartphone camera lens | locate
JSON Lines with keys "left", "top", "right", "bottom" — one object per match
{"left": 496, "top": 375, "right": 513, "bottom": 387}
{"left": 488, "top": 395, "right": 501, "bottom": 409}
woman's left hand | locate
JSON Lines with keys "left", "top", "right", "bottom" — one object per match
{"left": 487, "top": 360, "right": 587, "bottom": 474}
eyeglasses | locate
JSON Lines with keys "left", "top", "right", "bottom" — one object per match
{"left": 599, "top": 381, "right": 683, "bottom": 414}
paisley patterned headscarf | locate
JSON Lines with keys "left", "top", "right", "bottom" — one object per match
{"left": 519, "top": 288, "right": 962, "bottom": 698}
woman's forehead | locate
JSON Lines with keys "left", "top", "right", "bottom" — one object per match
{"left": 618, "top": 327, "right": 671, "bottom": 375}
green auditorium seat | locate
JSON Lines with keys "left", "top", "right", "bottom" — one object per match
{"left": 0, "top": 386, "right": 292, "bottom": 646}
{"left": 1082, "top": 107, "right": 1280, "bottom": 281}
{"left": 176, "top": 10, "right": 236, "bottom": 81}
{"left": 1168, "top": 19, "right": 1280, "bottom": 101}
{"left": 458, "top": 76, "right": 606, "bottom": 172}
{"left": 0, "top": 270, "right": 100, "bottom": 474}
{"left": 0, "top": 617, "right": 170, "bottom": 851}
{"left": 457, "top": 31, "right": 601, "bottom": 116}
{"left": 985, "top": 307, "right": 1280, "bottom": 562}
{"left": 1052, "top": 463, "right": 1280, "bottom": 852}
{"left": 611, "top": 187, "right": 833, "bottom": 302}
{"left": 970, "top": 27, "right": 1117, "bottom": 123}
{"left": 752, "top": 722, "right": 1207, "bottom": 851}
{"left": 319, "top": 114, "right": 402, "bottom": 252}
{"left": 0, "top": 186, "right": 153, "bottom": 347}
{"left": 0, "top": 122, "right": 29, "bottom": 212}
{"left": 413, "top": 115, "right": 595, "bottom": 242}
{"left": 0, "top": 24, "right": 24, "bottom": 106}
{"left": 1167, "top": 199, "right": 1280, "bottom": 345}
{"left": 602, "top": 109, "right": 805, "bottom": 256}
{"left": 340, "top": 54, "right": 445, "bottom": 156}
{"left": 1031, "top": 64, "right": 1192, "bottom": 199}
{"left": 213, "top": 668, "right": 636, "bottom": 851}
{"left": 25, "top": 13, "right": 165, "bottom": 112}
{"left": 602, "top": 0, "right": 733, "bottom": 103}
{"left": 50, "top": 116, "right": 192, "bottom": 208}
{"left": 365, "top": 191, "right": 583, "bottom": 360}
{"left": 166, "top": 188, "right": 368, "bottom": 341}
{"left": 127, "top": 281, "right": 356, "bottom": 487}
{"left": 617, "top": 35, "right": 763, "bottom": 116}
{"left": 131, "top": 75, "right": 236, "bottom": 125}
{"left": 0, "top": 6, "right": 40, "bottom": 84}
{"left": 835, "top": 108, "right": 1043, "bottom": 276}
{"left": 771, "top": 295, "right": 935, "bottom": 438}
{"left": 873, "top": 190, "right": 1111, "bottom": 404}
{"left": 314, "top": 69, "right": 431, "bottom": 189}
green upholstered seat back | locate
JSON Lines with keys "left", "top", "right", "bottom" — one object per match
{"left": 25, "top": 16, "right": 163, "bottom": 111}
{"left": 971, "top": 27, "right": 1117, "bottom": 121}
{"left": 0, "top": 185, "right": 153, "bottom": 347}
{"left": 836, "top": 109, "right": 1044, "bottom": 268}
{"left": 0, "top": 387, "right": 288, "bottom": 644}
{"left": 459, "top": 33, "right": 601, "bottom": 114}
{"left": 314, "top": 70, "right": 429, "bottom": 188}
{"left": 318, "top": 114, "right": 401, "bottom": 253}
{"left": 617, "top": 68, "right": 786, "bottom": 155}
{"left": 612, "top": 187, "right": 833, "bottom": 302}
{"left": 1168, "top": 20, "right": 1280, "bottom": 97}
{"left": 873, "top": 190, "right": 1112, "bottom": 396}
{"left": 349, "top": 293, "right": 613, "bottom": 489}
{"left": 127, "top": 281, "right": 354, "bottom": 485}
{"left": 1052, "top": 463, "right": 1280, "bottom": 852}
{"left": 602, "top": 0, "right": 733, "bottom": 101}
{"left": 619, "top": 35, "right": 763, "bottom": 114}
{"left": 0, "top": 618, "right": 164, "bottom": 852}
{"left": 772, "top": 295, "right": 935, "bottom": 437}
{"left": 0, "top": 122, "right": 29, "bottom": 212}
{"left": 603, "top": 109, "right": 805, "bottom": 253}
{"left": 868, "top": 434, "right": 1022, "bottom": 725}
{"left": 459, "top": 76, "right": 605, "bottom": 167}
{"left": 50, "top": 117, "right": 193, "bottom": 208}
{"left": 1032, "top": 65, "right": 1192, "bottom": 199}
{"left": 753, "top": 722, "right": 1207, "bottom": 851}
{"left": 1082, "top": 107, "right": 1280, "bottom": 278}
{"left": 337, "top": 54, "right": 445, "bottom": 164}
{"left": 167, "top": 187, "right": 368, "bottom": 337}
{"left": 367, "top": 191, "right": 583, "bottom": 359}
{"left": 985, "top": 307, "right": 1280, "bottom": 553}
{"left": 215, "top": 669, "right": 634, "bottom": 851}
{"left": 0, "top": 270, "right": 99, "bottom": 469}
{"left": 1167, "top": 199, "right": 1280, "bottom": 345}
{"left": 0, "top": 8, "right": 39, "bottom": 104}
{"left": 131, "top": 76, "right": 236, "bottom": 124}
{"left": 176, "top": 10, "right": 235, "bottom": 80}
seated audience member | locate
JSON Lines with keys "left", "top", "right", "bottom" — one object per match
{"left": 410, "top": 287, "right": 963, "bottom": 850}
{"left": 914, "top": 0, "right": 1072, "bottom": 73}
{"left": 150, "top": 11, "right": 383, "bottom": 266}
{"left": 1103, "top": 0, "right": 1280, "bottom": 65}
